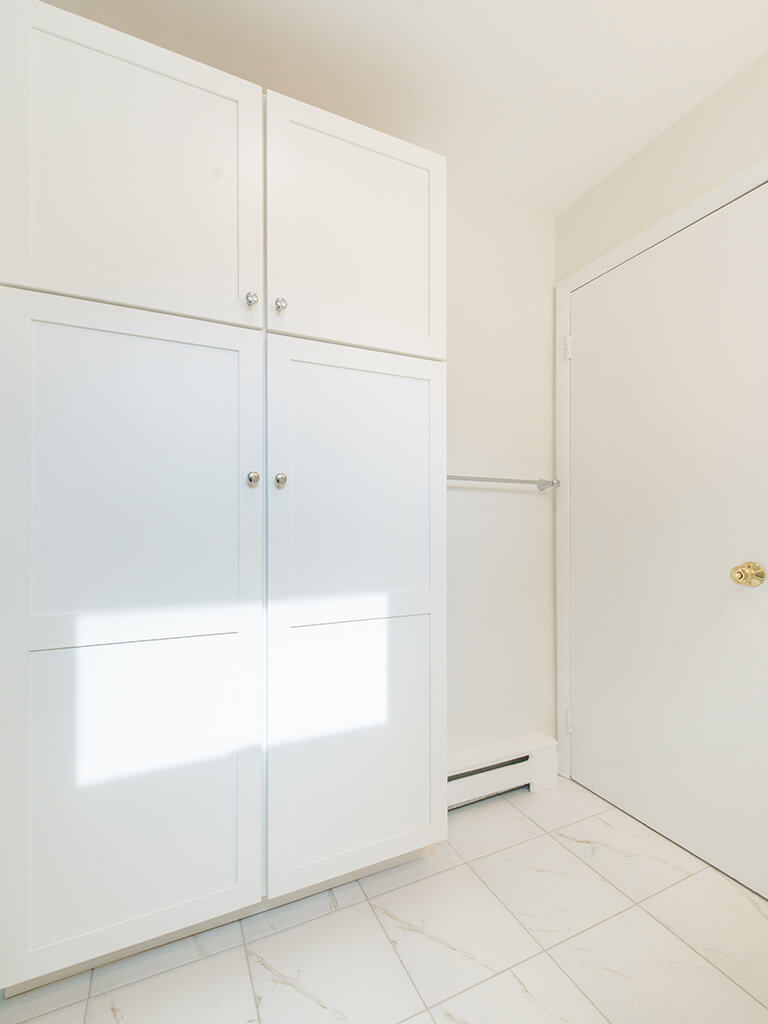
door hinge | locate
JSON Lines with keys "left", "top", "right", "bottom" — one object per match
{"left": 566, "top": 707, "right": 574, "bottom": 734}
{"left": 564, "top": 334, "right": 573, "bottom": 360}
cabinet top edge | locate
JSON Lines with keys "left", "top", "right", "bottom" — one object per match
{"left": 31, "top": 0, "right": 264, "bottom": 97}
{"left": 266, "top": 88, "right": 447, "bottom": 171}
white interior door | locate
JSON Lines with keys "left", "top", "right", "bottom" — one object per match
{"left": 0, "top": 1, "right": 262, "bottom": 326}
{"left": 266, "top": 335, "right": 446, "bottom": 897}
{"left": 0, "top": 291, "right": 265, "bottom": 988}
{"left": 266, "top": 91, "right": 446, "bottom": 359}
{"left": 568, "top": 181, "right": 768, "bottom": 897}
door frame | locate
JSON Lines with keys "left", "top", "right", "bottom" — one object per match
{"left": 555, "top": 152, "right": 768, "bottom": 777}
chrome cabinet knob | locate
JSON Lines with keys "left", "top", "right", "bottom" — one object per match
{"left": 245, "top": 291, "right": 259, "bottom": 307}
{"left": 246, "top": 471, "right": 260, "bottom": 488}
{"left": 274, "top": 472, "right": 287, "bottom": 488}
{"left": 274, "top": 297, "right": 288, "bottom": 312}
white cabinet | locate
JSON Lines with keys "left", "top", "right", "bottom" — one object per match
{"left": 0, "top": 1, "right": 263, "bottom": 326}
{"left": 266, "top": 335, "right": 446, "bottom": 896}
{"left": 266, "top": 92, "right": 446, "bottom": 359}
{"left": 0, "top": 3, "right": 447, "bottom": 990}
{"left": 0, "top": 290, "right": 266, "bottom": 985}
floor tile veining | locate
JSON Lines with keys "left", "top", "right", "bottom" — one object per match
{"left": 2, "top": 779, "right": 766, "bottom": 1024}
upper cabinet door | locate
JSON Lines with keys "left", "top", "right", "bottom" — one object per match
{"left": 266, "top": 91, "right": 446, "bottom": 359}
{"left": 0, "top": 1, "right": 263, "bottom": 326}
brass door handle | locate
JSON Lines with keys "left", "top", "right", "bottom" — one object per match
{"left": 730, "top": 561, "right": 765, "bottom": 586}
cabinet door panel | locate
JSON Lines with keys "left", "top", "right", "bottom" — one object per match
{"left": 0, "top": 2, "right": 262, "bottom": 326}
{"left": 281, "top": 356, "right": 431, "bottom": 598}
{"left": 0, "top": 291, "right": 265, "bottom": 989}
{"left": 27, "top": 635, "right": 240, "bottom": 949}
{"left": 267, "top": 335, "right": 446, "bottom": 897}
{"left": 269, "top": 615, "right": 431, "bottom": 869}
{"left": 266, "top": 92, "right": 445, "bottom": 358}
{"left": 30, "top": 322, "right": 238, "bottom": 615}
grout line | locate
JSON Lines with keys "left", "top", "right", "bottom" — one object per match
{"left": 535, "top": 862, "right": 711, "bottom": 959}
{"left": 544, "top": 904, "right": 639, "bottom": 955}
{"left": 462, "top": 858, "right": 546, "bottom": 954}
{"left": 501, "top": 789, "right": 613, "bottom": 830}
{"left": 239, "top": 918, "right": 262, "bottom": 1024}
{"left": 240, "top": 888, "right": 357, "bottom": 945}
{"left": 496, "top": 786, "right": 718, "bottom": 915}
{"left": 540, "top": 949, "right": 613, "bottom": 1023}
{"left": 424, "top": 952, "right": 543, "bottom": 1013}
{"left": 81, "top": 969, "right": 93, "bottom": 1024}
{"left": 543, "top": 826, "right": 714, "bottom": 925}
{"left": 501, "top": 793, "right": 615, "bottom": 836}
{"left": 454, "top": 831, "right": 550, "bottom": 866}
{"left": 637, "top": 903, "right": 768, "bottom": 1011}
{"left": 533, "top": 866, "right": 729, "bottom": 959}
{"left": 358, "top": 851, "right": 466, "bottom": 899}
{"left": 362, "top": 889, "right": 430, "bottom": 1015}
{"left": 545, "top": 823, "right": 658, "bottom": 902}
{"left": 81, "top": 938, "right": 244, "bottom": 1005}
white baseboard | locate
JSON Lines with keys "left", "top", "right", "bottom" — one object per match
{"left": 447, "top": 733, "right": 558, "bottom": 808}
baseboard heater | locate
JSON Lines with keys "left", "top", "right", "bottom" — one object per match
{"left": 447, "top": 734, "right": 558, "bottom": 808}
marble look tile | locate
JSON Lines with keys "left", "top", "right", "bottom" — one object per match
{"left": 241, "top": 881, "right": 365, "bottom": 942}
{"left": 86, "top": 947, "right": 257, "bottom": 1024}
{"left": 359, "top": 842, "right": 463, "bottom": 898}
{"left": 90, "top": 921, "right": 242, "bottom": 996}
{"left": 504, "top": 778, "right": 610, "bottom": 832}
{"left": 473, "top": 835, "right": 630, "bottom": 947}
{"left": 246, "top": 901, "right": 422, "bottom": 1024}
{"left": 432, "top": 953, "right": 608, "bottom": 1023}
{"left": 447, "top": 795, "right": 544, "bottom": 861}
{"left": 371, "top": 864, "right": 539, "bottom": 1006}
{"left": 0, "top": 974, "right": 89, "bottom": 1024}
{"left": 643, "top": 869, "right": 768, "bottom": 1006}
{"left": 328, "top": 880, "right": 366, "bottom": 909}
{"left": 554, "top": 807, "right": 704, "bottom": 900}
{"left": 551, "top": 906, "right": 768, "bottom": 1024}
{"left": 5, "top": 1006, "right": 85, "bottom": 1024}
{"left": 401, "top": 1016, "right": 433, "bottom": 1023}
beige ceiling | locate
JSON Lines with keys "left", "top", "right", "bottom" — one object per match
{"left": 50, "top": 0, "right": 768, "bottom": 212}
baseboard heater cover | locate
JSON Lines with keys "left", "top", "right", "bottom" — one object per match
{"left": 447, "top": 734, "right": 557, "bottom": 808}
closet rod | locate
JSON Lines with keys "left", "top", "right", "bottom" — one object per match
{"left": 447, "top": 474, "right": 560, "bottom": 491}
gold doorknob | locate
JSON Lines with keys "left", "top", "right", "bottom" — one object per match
{"left": 730, "top": 561, "right": 765, "bottom": 586}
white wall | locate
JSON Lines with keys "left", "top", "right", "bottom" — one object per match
{"left": 557, "top": 48, "right": 768, "bottom": 279}
{"left": 447, "top": 182, "right": 556, "bottom": 766}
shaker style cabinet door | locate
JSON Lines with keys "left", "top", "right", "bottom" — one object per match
{"left": 266, "top": 91, "right": 446, "bottom": 358}
{"left": 0, "top": 1, "right": 263, "bottom": 326}
{"left": 266, "top": 335, "right": 447, "bottom": 897}
{"left": 0, "top": 290, "right": 266, "bottom": 989}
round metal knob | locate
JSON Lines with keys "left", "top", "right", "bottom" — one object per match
{"left": 246, "top": 471, "right": 260, "bottom": 488}
{"left": 245, "top": 291, "right": 259, "bottom": 307}
{"left": 730, "top": 561, "right": 765, "bottom": 586}
{"left": 274, "top": 297, "right": 288, "bottom": 312}
{"left": 274, "top": 472, "right": 287, "bottom": 488}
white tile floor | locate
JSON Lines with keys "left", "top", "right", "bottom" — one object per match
{"left": 2, "top": 777, "right": 767, "bottom": 1024}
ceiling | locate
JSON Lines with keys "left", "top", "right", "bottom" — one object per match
{"left": 50, "top": 0, "right": 768, "bottom": 212}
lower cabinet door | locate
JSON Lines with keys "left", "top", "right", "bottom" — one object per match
{"left": 266, "top": 334, "right": 447, "bottom": 897}
{"left": 0, "top": 290, "right": 266, "bottom": 988}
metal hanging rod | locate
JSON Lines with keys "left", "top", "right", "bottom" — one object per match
{"left": 447, "top": 474, "right": 560, "bottom": 491}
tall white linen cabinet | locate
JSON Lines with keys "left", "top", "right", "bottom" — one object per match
{"left": 0, "top": 0, "right": 447, "bottom": 990}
